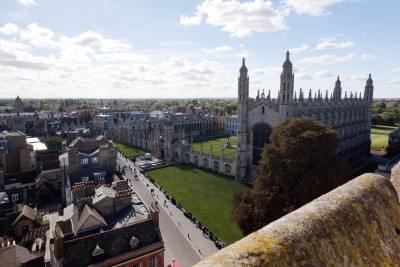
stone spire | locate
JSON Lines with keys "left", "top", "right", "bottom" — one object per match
{"left": 239, "top": 57, "right": 248, "bottom": 81}
{"left": 299, "top": 88, "right": 304, "bottom": 102}
{"left": 238, "top": 57, "right": 249, "bottom": 104}
{"left": 280, "top": 51, "right": 294, "bottom": 104}
{"left": 333, "top": 76, "right": 342, "bottom": 101}
{"left": 364, "top": 73, "right": 374, "bottom": 103}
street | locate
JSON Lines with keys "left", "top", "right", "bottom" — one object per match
{"left": 117, "top": 155, "right": 219, "bottom": 267}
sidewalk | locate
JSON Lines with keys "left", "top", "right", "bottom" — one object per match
{"left": 118, "top": 155, "right": 220, "bottom": 260}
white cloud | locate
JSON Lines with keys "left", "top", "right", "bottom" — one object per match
{"left": 289, "top": 44, "right": 309, "bottom": 53}
{"left": 202, "top": 45, "right": 233, "bottom": 53}
{"left": 0, "top": 23, "right": 19, "bottom": 35}
{"left": 315, "top": 40, "right": 354, "bottom": 50}
{"left": 0, "top": 39, "right": 53, "bottom": 70}
{"left": 93, "top": 53, "right": 148, "bottom": 63}
{"left": 101, "top": 39, "right": 131, "bottom": 52}
{"left": 235, "top": 50, "right": 250, "bottom": 58}
{"left": 391, "top": 68, "right": 400, "bottom": 73}
{"left": 315, "top": 70, "right": 335, "bottom": 77}
{"left": 162, "top": 56, "right": 190, "bottom": 67}
{"left": 180, "top": 0, "right": 289, "bottom": 37}
{"left": 361, "top": 53, "right": 375, "bottom": 60}
{"left": 20, "top": 23, "right": 54, "bottom": 47}
{"left": 72, "top": 31, "right": 103, "bottom": 47}
{"left": 17, "top": 0, "right": 37, "bottom": 6}
{"left": 283, "top": 0, "right": 345, "bottom": 16}
{"left": 180, "top": 12, "right": 202, "bottom": 26}
{"left": 252, "top": 67, "right": 281, "bottom": 75}
{"left": 298, "top": 53, "right": 357, "bottom": 65}
{"left": 297, "top": 73, "right": 312, "bottom": 80}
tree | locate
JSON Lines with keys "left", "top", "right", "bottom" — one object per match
{"left": 45, "top": 136, "right": 63, "bottom": 150}
{"left": 232, "top": 118, "right": 351, "bottom": 235}
{"left": 79, "top": 110, "right": 92, "bottom": 125}
{"left": 372, "top": 114, "right": 384, "bottom": 126}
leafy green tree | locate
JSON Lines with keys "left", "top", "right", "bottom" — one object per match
{"left": 373, "top": 101, "right": 386, "bottom": 109}
{"left": 372, "top": 114, "right": 384, "bottom": 126}
{"left": 79, "top": 110, "right": 92, "bottom": 125}
{"left": 232, "top": 118, "right": 351, "bottom": 235}
{"left": 45, "top": 136, "right": 63, "bottom": 150}
{"left": 224, "top": 102, "right": 237, "bottom": 115}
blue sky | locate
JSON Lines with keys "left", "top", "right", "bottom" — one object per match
{"left": 0, "top": 0, "right": 398, "bottom": 99}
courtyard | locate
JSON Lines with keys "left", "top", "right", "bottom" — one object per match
{"left": 371, "top": 125, "right": 397, "bottom": 150}
{"left": 148, "top": 165, "right": 248, "bottom": 245}
{"left": 192, "top": 136, "right": 237, "bottom": 161}
{"left": 112, "top": 141, "right": 147, "bottom": 156}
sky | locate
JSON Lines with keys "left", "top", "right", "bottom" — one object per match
{"left": 0, "top": 0, "right": 399, "bottom": 99}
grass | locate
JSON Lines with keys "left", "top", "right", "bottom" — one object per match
{"left": 192, "top": 136, "right": 237, "bottom": 161}
{"left": 148, "top": 165, "right": 248, "bottom": 245}
{"left": 112, "top": 141, "right": 146, "bottom": 156}
{"left": 370, "top": 125, "right": 397, "bottom": 150}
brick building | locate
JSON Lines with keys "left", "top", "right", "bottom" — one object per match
{"left": 51, "top": 182, "right": 164, "bottom": 267}
{"left": 60, "top": 135, "right": 117, "bottom": 205}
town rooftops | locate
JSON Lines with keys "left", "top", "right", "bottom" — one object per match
{"left": 12, "top": 205, "right": 35, "bottom": 227}
{"left": 69, "top": 135, "right": 113, "bottom": 152}
{"left": 62, "top": 219, "right": 162, "bottom": 267}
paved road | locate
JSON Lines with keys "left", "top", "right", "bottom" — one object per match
{"left": 117, "top": 155, "right": 219, "bottom": 267}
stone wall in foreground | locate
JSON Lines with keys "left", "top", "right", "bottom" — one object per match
{"left": 195, "top": 172, "right": 400, "bottom": 266}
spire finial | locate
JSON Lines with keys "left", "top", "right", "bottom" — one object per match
{"left": 242, "top": 57, "right": 245, "bottom": 66}
{"left": 286, "top": 50, "right": 290, "bottom": 60}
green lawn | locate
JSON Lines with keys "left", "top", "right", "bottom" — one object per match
{"left": 148, "top": 165, "right": 248, "bottom": 245}
{"left": 112, "top": 141, "right": 146, "bottom": 156}
{"left": 370, "top": 125, "right": 397, "bottom": 150}
{"left": 192, "top": 136, "right": 237, "bottom": 161}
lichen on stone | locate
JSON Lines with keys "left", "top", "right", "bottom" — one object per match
{"left": 195, "top": 172, "right": 400, "bottom": 267}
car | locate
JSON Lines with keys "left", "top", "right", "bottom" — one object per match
{"left": 144, "top": 153, "right": 152, "bottom": 160}
{"left": 140, "top": 155, "right": 145, "bottom": 160}
{"left": 139, "top": 164, "right": 147, "bottom": 169}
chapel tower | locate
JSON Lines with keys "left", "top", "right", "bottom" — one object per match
{"left": 279, "top": 51, "right": 294, "bottom": 122}
{"left": 237, "top": 58, "right": 249, "bottom": 181}
{"left": 333, "top": 76, "right": 342, "bottom": 101}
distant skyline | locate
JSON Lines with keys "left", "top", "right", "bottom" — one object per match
{"left": 0, "top": 0, "right": 399, "bottom": 99}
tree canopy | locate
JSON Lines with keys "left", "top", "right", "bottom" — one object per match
{"left": 45, "top": 136, "right": 63, "bottom": 151}
{"left": 232, "top": 118, "right": 351, "bottom": 235}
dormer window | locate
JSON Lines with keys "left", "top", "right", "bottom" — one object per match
{"left": 81, "top": 158, "right": 88, "bottom": 165}
{"left": 82, "top": 176, "right": 89, "bottom": 182}
{"left": 92, "top": 157, "right": 99, "bottom": 164}
{"left": 92, "top": 244, "right": 104, "bottom": 263}
{"left": 130, "top": 235, "right": 140, "bottom": 249}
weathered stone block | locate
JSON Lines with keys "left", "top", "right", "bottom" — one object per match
{"left": 195, "top": 174, "right": 400, "bottom": 266}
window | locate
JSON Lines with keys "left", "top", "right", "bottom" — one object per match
{"left": 82, "top": 176, "right": 89, "bottom": 182}
{"left": 91, "top": 157, "right": 99, "bottom": 164}
{"left": 81, "top": 158, "right": 88, "bottom": 165}
{"left": 12, "top": 194, "right": 18, "bottom": 201}
{"left": 149, "top": 258, "right": 156, "bottom": 267}
{"left": 133, "top": 264, "right": 141, "bottom": 267}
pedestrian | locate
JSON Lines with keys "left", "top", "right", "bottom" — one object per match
{"left": 199, "top": 249, "right": 201, "bottom": 254}
{"left": 188, "top": 233, "right": 190, "bottom": 239}
{"left": 164, "top": 199, "right": 166, "bottom": 206}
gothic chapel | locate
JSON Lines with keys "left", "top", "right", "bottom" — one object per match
{"left": 236, "top": 51, "right": 373, "bottom": 183}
